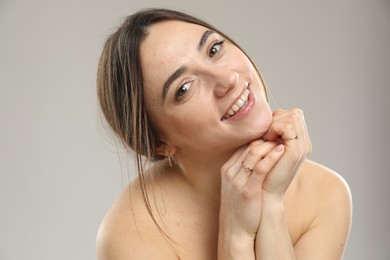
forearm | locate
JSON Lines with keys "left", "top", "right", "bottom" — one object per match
{"left": 255, "top": 199, "right": 295, "bottom": 259}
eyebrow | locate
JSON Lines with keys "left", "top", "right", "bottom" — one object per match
{"left": 161, "top": 29, "right": 217, "bottom": 102}
{"left": 162, "top": 66, "right": 187, "bottom": 101}
{"left": 198, "top": 29, "right": 216, "bottom": 50}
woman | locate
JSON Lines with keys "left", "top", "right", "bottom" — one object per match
{"left": 96, "top": 8, "right": 352, "bottom": 260}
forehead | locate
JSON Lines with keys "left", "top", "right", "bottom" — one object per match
{"left": 140, "top": 21, "right": 209, "bottom": 96}
{"left": 141, "top": 20, "right": 207, "bottom": 63}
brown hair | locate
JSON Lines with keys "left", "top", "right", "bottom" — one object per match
{"left": 97, "top": 8, "right": 266, "bottom": 235}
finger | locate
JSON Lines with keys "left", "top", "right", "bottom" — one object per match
{"left": 232, "top": 141, "right": 278, "bottom": 187}
{"left": 264, "top": 121, "right": 299, "bottom": 143}
{"left": 221, "top": 145, "right": 248, "bottom": 181}
{"left": 284, "top": 109, "right": 310, "bottom": 156}
{"left": 241, "top": 141, "right": 278, "bottom": 172}
{"left": 247, "top": 144, "right": 286, "bottom": 188}
{"left": 221, "top": 141, "right": 270, "bottom": 184}
{"left": 263, "top": 109, "right": 304, "bottom": 143}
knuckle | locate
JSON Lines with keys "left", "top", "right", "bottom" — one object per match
{"left": 220, "top": 164, "right": 229, "bottom": 174}
{"left": 241, "top": 187, "right": 253, "bottom": 200}
{"left": 273, "top": 109, "right": 284, "bottom": 115}
{"left": 285, "top": 122, "right": 294, "bottom": 131}
{"left": 254, "top": 162, "right": 268, "bottom": 175}
{"left": 292, "top": 108, "right": 301, "bottom": 114}
{"left": 221, "top": 167, "right": 235, "bottom": 181}
{"left": 290, "top": 112, "right": 301, "bottom": 122}
{"left": 247, "top": 147, "right": 258, "bottom": 157}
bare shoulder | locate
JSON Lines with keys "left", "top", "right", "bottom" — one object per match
{"left": 296, "top": 159, "right": 352, "bottom": 206}
{"left": 293, "top": 159, "right": 353, "bottom": 224}
{"left": 295, "top": 159, "right": 349, "bottom": 189}
{"left": 96, "top": 179, "right": 177, "bottom": 260}
{"left": 288, "top": 159, "right": 352, "bottom": 259}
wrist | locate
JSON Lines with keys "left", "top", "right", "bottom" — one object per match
{"left": 262, "top": 190, "right": 286, "bottom": 204}
{"left": 261, "top": 196, "right": 286, "bottom": 217}
{"left": 218, "top": 232, "right": 255, "bottom": 260}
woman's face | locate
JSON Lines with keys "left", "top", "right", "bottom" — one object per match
{"left": 140, "top": 20, "right": 272, "bottom": 155}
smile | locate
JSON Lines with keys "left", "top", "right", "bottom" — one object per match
{"left": 221, "top": 83, "right": 252, "bottom": 120}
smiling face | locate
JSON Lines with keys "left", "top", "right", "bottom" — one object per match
{"left": 140, "top": 20, "right": 272, "bottom": 157}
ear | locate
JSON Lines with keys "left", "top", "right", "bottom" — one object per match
{"left": 156, "top": 141, "right": 177, "bottom": 157}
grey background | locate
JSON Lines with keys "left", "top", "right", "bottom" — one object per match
{"left": 0, "top": 0, "right": 389, "bottom": 259}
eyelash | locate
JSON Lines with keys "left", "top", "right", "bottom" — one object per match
{"left": 175, "top": 81, "right": 192, "bottom": 101}
{"left": 209, "top": 40, "right": 225, "bottom": 58}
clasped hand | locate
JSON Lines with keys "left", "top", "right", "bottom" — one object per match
{"left": 219, "top": 108, "right": 312, "bottom": 239}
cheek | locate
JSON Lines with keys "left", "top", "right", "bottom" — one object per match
{"left": 174, "top": 117, "right": 201, "bottom": 136}
{"left": 153, "top": 108, "right": 204, "bottom": 144}
{"left": 160, "top": 117, "right": 205, "bottom": 150}
{"left": 230, "top": 50, "right": 253, "bottom": 71}
{"left": 171, "top": 106, "right": 210, "bottom": 136}
{"left": 260, "top": 107, "right": 273, "bottom": 129}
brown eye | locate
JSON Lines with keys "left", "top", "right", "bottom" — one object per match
{"left": 175, "top": 82, "right": 192, "bottom": 100}
{"left": 209, "top": 40, "right": 224, "bottom": 58}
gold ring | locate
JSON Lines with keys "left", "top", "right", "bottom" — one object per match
{"left": 241, "top": 161, "right": 254, "bottom": 172}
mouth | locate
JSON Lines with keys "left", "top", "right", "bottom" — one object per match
{"left": 221, "top": 83, "right": 251, "bottom": 121}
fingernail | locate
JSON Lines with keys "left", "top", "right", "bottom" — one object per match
{"left": 275, "top": 144, "right": 284, "bottom": 152}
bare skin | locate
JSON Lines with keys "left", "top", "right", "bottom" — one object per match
{"left": 97, "top": 160, "right": 351, "bottom": 259}
{"left": 96, "top": 20, "right": 352, "bottom": 259}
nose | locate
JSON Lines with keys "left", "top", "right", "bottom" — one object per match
{"left": 208, "top": 68, "right": 238, "bottom": 97}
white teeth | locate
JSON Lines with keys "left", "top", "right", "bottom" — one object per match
{"left": 222, "top": 86, "right": 250, "bottom": 120}
{"left": 236, "top": 99, "right": 244, "bottom": 108}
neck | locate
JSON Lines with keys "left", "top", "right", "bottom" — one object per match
{"left": 172, "top": 147, "right": 237, "bottom": 209}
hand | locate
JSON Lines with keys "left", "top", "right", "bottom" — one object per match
{"left": 219, "top": 139, "right": 286, "bottom": 238}
{"left": 262, "top": 108, "right": 312, "bottom": 201}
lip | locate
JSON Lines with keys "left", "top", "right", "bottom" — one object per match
{"left": 221, "top": 83, "right": 255, "bottom": 121}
